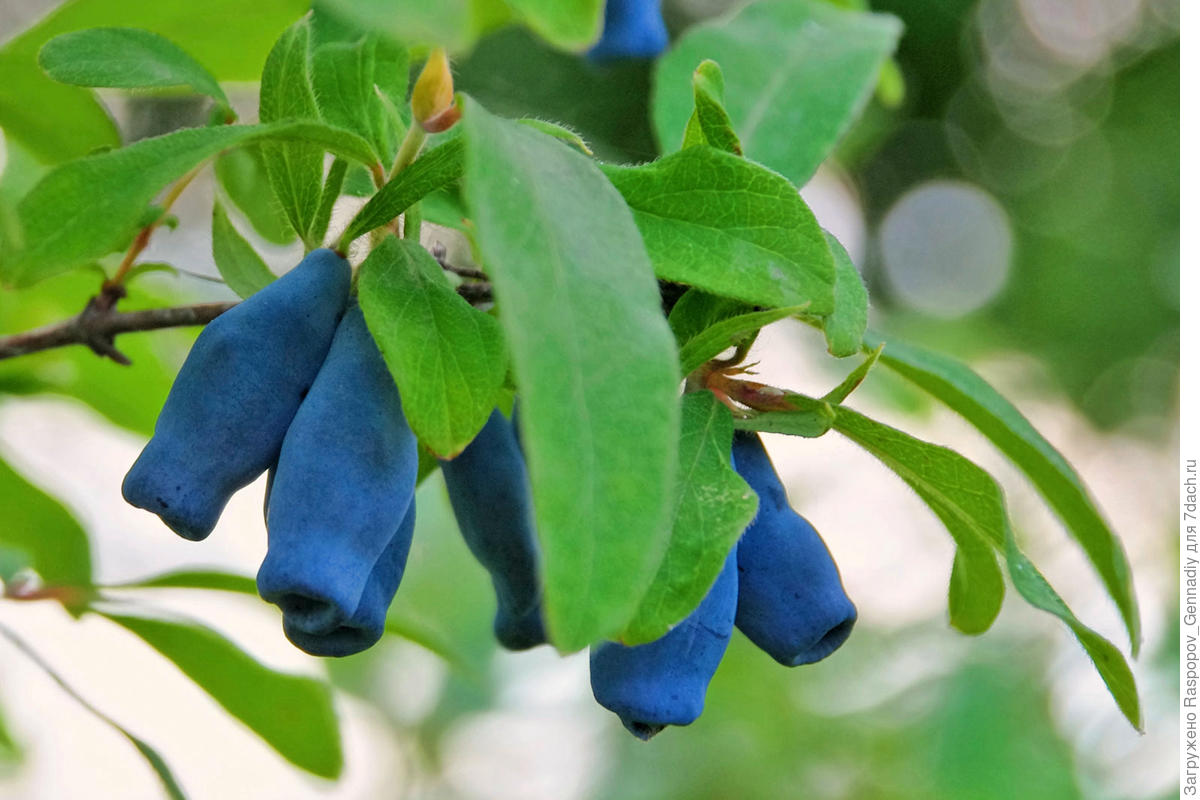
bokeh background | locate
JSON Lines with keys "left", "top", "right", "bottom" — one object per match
{"left": 0, "top": 0, "right": 1181, "bottom": 797}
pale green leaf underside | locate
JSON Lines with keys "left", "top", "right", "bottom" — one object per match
{"left": 654, "top": 0, "right": 902, "bottom": 187}
{"left": 359, "top": 237, "right": 506, "bottom": 457}
{"left": 621, "top": 392, "right": 757, "bottom": 645}
{"left": 462, "top": 98, "right": 680, "bottom": 652}
{"left": 605, "top": 145, "right": 836, "bottom": 313}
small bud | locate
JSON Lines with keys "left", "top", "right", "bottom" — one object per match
{"left": 411, "top": 47, "right": 458, "bottom": 133}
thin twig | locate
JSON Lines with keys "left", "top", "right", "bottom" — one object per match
{"left": 0, "top": 301, "right": 236, "bottom": 363}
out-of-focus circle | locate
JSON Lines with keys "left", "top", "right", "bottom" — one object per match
{"left": 879, "top": 180, "right": 1014, "bottom": 317}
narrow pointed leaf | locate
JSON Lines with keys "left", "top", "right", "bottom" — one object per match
{"left": 829, "top": 405, "right": 1140, "bottom": 728}
{"left": 678, "top": 306, "right": 805, "bottom": 376}
{"left": 681, "top": 59, "right": 741, "bottom": 155}
{"left": 865, "top": 332, "right": 1141, "bottom": 654}
{"left": 259, "top": 18, "right": 324, "bottom": 244}
{"left": 654, "top": 0, "right": 901, "bottom": 186}
{"left": 0, "top": 455, "right": 91, "bottom": 589}
{"left": 103, "top": 612, "right": 343, "bottom": 778}
{"left": 604, "top": 145, "right": 835, "bottom": 312}
{"left": 462, "top": 98, "right": 680, "bottom": 651}
{"left": 338, "top": 137, "right": 464, "bottom": 247}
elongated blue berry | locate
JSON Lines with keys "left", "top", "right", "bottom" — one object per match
{"left": 731, "top": 431, "right": 856, "bottom": 666}
{"left": 590, "top": 547, "right": 738, "bottom": 739}
{"left": 122, "top": 248, "right": 350, "bottom": 540}
{"left": 589, "top": 0, "right": 669, "bottom": 61}
{"left": 257, "top": 301, "right": 418, "bottom": 657}
{"left": 441, "top": 409, "right": 546, "bottom": 650}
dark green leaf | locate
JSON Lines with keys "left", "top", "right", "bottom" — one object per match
{"left": 621, "top": 392, "right": 757, "bottom": 644}
{"left": 681, "top": 59, "right": 742, "bottom": 155}
{"left": 103, "top": 612, "right": 343, "bottom": 778}
{"left": 0, "top": 455, "right": 91, "bottom": 590}
{"left": 338, "top": 137, "right": 464, "bottom": 248}
{"left": 462, "top": 98, "right": 680, "bottom": 651}
{"left": 38, "top": 28, "right": 230, "bottom": 111}
{"left": 814, "top": 230, "right": 868, "bottom": 357}
{"left": 3, "top": 121, "right": 374, "bottom": 288}
{"left": 654, "top": 0, "right": 902, "bottom": 186}
{"left": 214, "top": 146, "right": 297, "bottom": 245}
{"left": 866, "top": 332, "right": 1141, "bottom": 654}
{"left": 828, "top": 405, "right": 1141, "bottom": 729}
{"left": 0, "top": 0, "right": 308, "bottom": 163}
{"left": 678, "top": 306, "right": 804, "bottom": 376}
{"left": 503, "top": 0, "right": 603, "bottom": 50}
{"left": 358, "top": 237, "right": 506, "bottom": 457}
{"left": 604, "top": 146, "right": 835, "bottom": 312}
{"left": 0, "top": 624, "right": 188, "bottom": 799}
{"left": 259, "top": 18, "right": 324, "bottom": 246}
{"left": 211, "top": 202, "right": 276, "bottom": 298}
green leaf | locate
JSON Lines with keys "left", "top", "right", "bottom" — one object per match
{"left": 312, "top": 37, "right": 388, "bottom": 161}
{"left": 338, "top": 137, "right": 464, "bottom": 248}
{"left": 462, "top": 98, "right": 680, "bottom": 651}
{"left": 653, "top": 0, "right": 902, "bottom": 186}
{"left": 866, "top": 332, "right": 1141, "bottom": 654}
{"left": 0, "top": 624, "right": 187, "bottom": 799}
{"left": 0, "top": 0, "right": 309, "bottom": 164}
{"left": 621, "top": 392, "right": 757, "bottom": 645}
{"left": 102, "top": 612, "right": 343, "bottom": 778}
{"left": 259, "top": 18, "right": 324, "bottom": 246}
{"left": 814, "top": 230, "right": 868, "bottom": 357}
{"left": 667, "top": 289, "right": 752, "bottom": 347}
{"left": 314, "top": 0, "right": 509, "bottom": 54}
{"left": 358, "top": 237, "right": 506, "bottom": 457}
{"left": 107, "top": 567, "right": 471, "bottom": 672}
{"left": 830, "top": 405, "right": 1005, "bottom": 634}
{"left": 0, "top": 699, "right": 19, "bottom": 764}
{"left": 214, "top": 146, "right": 297, "bottom": 245}
{"left": 681, "top": 60, "right": 742, "bottom": 155}
{"left": 828, "top": 405, "right": 1142, "bottom": 730}
{"left": 311, "top": 157, "right": 349, "bottom": 246}
{"left": 518, "top": 119, "right": 593, "bottom": 155}
{"left": 110, "top": 569, "right": 258, "bottom": 594}
{"left": 211, "top": 202, "right": 276, "bottom": 298}
{"left": 0, "top": 455, "right": 91, "bottom": 590}
{"left": 3, "top": 121, "right": 374, "bottom": 288}
{"left": 821, "top": 343, "right": 881, "bottom": 406}
{"left": 372, "top": 38, "right": 410, "bottom": 116}
{"left": 678, "top": 306, "right": 805, "bottom": 376}
{"left": 733, "top": 393, "right": 834, "bottom": 439}
{"left": 503, "top": 0, "right": 603, "bottom": 50}
{"left": 38, "top": 28, "right": 230, "bottom": 111}
{"left": 603, "top": 145, "right": 835, "bottom": 313}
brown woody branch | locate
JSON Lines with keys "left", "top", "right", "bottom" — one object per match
{"left": 0, "top": 282, "right": 496, "bottom": 364}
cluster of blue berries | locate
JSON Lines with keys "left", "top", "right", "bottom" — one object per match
{"left": 123, "top": 249, "right": 856, "bottom": 738}
{"left": 123, "top": 248, "right": 420, "bottom": 657}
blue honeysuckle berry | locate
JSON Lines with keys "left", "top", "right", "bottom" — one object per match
{"left": 257, "top": 301, "right": 419, "bottom": 658}
{"left": 122, "top": 248, "right": 350, "bottom": 541}
{"left": 588, "top": 0, "right": 669, "bottom": 61}
{"left": 730, "top": 430, "right": 857, "bottom": 666}
{"left": 589, "top": 546, "right": 738, "bottom": 740}
{"left": 441, "top": 408, "right": 547, "bottom": 650}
